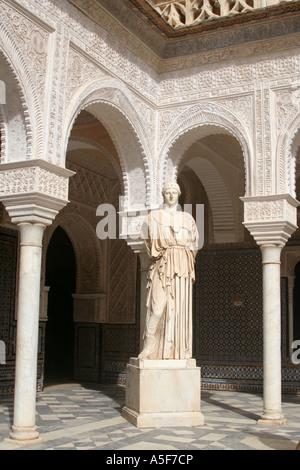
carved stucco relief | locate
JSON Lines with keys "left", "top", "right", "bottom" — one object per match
{"left": 0, "top": 0, "right": 49, "bottom": 94}
{"left": 0, "top": 0, "right": 299, "bottom": 235}
{"left": 157, "top": 102, "right": 252, "bottom": 204}
{"left": 0, "top": 56, "right": 27, "bottom": 163}
{"left": 66, "top": 47, "right": 108, "bottom": 106}
{"left": 0, "top": 0, "right": 54, "bottom": 161}
{"left": 158, "top": 55, "right": 299, "bottom": 103}
{"left": 0, "top": 165, "right": 70, "bottom": 200}
{"left": 62, "top": 78, "right": 156, "bottom": 209}
{"left": 276, "top": 108, "right": 300, "bottom": 198}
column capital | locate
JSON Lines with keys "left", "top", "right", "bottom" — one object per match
{"left": 241, "top": 194, "right": 299, "bottom": 246}
{"left": 0, "top": 160, "right": 75, "bottom": 225}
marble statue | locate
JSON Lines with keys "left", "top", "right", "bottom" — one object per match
{"left": 139, "top": 181, "right": 199, "bottom": 360}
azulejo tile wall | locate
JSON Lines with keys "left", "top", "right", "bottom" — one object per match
{"left": 195, "top": 246, "right": 263, "bottom": 361}
{"left": 0, "top": 232, "right": 299, "bottom": 394}
{"left": 0, "top": 227, "right": 18, "bottom": 396}
{"left": 194, "top": 245, "right": 300, "bottom": 393}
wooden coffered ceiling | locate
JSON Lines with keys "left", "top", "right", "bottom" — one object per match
{"left": 68, "top": 0, "right": 300, "bottom": 70}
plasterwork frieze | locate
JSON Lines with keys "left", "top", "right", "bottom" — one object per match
{"left": 0, "top": 0, "right": 299, "bottom": 222}
{"left": 245, "top": 199, "right": 287, "bottom": 223}
{"left": 216, "top": 95, "right": 254, "bottom": 137}
{"left": 66, "top": 46, "right": 108, "bottom": 105}
{"left": 263, "top": 88, "right": 272, "bottom": 195}
{"left": 157, "top": 95, "right": 254, "bottom": 158}
{"left": 0, "top": 59, "right": 27, "bottom": 163}
{"left": 158, "top": 54, "right": 300, "bottom": 104}
{"left": 67, "top": 0, "right": 300, "bottom": 74}
{"left": 275, "top": 87, "right": 300, "bottom": 135}
{"left": 0, "top": 165, "right": 70, "bottom": 200}
{"left": 46, "top": 26, "right": 69, "bottom": 166}
{"left": 157, "top": 102, "right": 252, "bottom": 201}
{"left": 162, "top": 33, "right": 300, "bottom": 74}
{"left": 1, "top": 0, "right": 50, "bottom": 96}
{"left": 276, "top": 105, "right": 300, "bottom": 197}
{"left": 241, "top": 194, "right": 299, "bottom": 245}
{"left": 158, "top": 106, "right": 190, "bottom": 141}
{"left": 62, "top": 78, "right": 156, "bottom": 209}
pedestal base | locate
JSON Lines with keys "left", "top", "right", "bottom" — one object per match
{"left": 4, "top": 426, "right": 43, "bottom": 447}
{"left": 258, "top": 410, "right": 286, "bottom": 426}
{"left": 257, "top": 417, "right": 287, "bottom": 426}
{"left": 3, "top": 437, "right": 43, "bottom": 447}
{"left": 122, "top": 358, "right": 205, "bottom": 428}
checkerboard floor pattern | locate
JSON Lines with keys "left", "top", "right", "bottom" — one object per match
{"left": 0, "top": 383, "right": 299, "bottom": 450}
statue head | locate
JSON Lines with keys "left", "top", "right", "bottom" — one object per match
{"left": 162, "top": 181, "right": 181, "bottom": 207}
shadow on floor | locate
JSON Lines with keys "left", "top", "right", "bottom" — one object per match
{"left": 42, "top": 379, "right": 126, "bottom": 411}
{"left": 201, "top": 393, "right": 261, "bottom": 422}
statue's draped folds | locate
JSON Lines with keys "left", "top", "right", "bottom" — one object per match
{"left": 139, "top": 208, "right": 199, "bottom": 360}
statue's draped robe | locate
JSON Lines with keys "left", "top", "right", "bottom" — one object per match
{"left": 141, "top": 209, "right": 198, "bottom": 360}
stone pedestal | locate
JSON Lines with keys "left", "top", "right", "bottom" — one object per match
{"left": 122, "top": 358, "right": 205, "bottom": 428}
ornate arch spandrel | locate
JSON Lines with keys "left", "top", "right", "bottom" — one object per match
{"left": 276, "top": 109, "right": 300, "bottom": 198}
{"left": 0, "top": 20, "right": 47, "bottom": 162}
{"left": 157, "top": 102, "right": 253, "bottom": 206}
{"left": 62, "top": 80, "right": 152, "bottom": 211}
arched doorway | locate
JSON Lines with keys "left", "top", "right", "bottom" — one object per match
{"left": 44, "top": 226, "right": 76, "bottom": 383}
{"left": 293, "top": 129, "right": 300, "bottom": 344}
{"left": 293, "top": 261, "right": 300, "bottom": 343}
{"left": 175, "top": 127, "right": 263, "bottom": 390}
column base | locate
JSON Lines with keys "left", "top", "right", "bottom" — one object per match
{"left": 122, "top": 357, "right": 205, "bottom": 428}
{"left": 6, "top": 425, "right": 43, "bottom": 446}
{"left": 257, "top": 411, "right": 286, "bottom": 426}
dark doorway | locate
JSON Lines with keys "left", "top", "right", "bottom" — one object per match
{"left": 44, "top": 226, "right": 76, "bottom": 383}
{"left": 293, "top": 261, "right": 300, "bottom": 343}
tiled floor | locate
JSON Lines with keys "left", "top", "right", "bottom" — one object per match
{"left": 0, "top": 383, "right": 299, "bottom": 451}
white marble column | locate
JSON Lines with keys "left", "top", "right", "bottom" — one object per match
{"left": 9, "top": 223, "right": 46, "bottom": 443}
{"left": 258, "top": 244, "right": 285, "bottom": 425}
{"left": 0, "top": 161, "right": 74, "bottom": 445}
{"left": 242, "top": 194, "right": 299, "bottom": 425}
